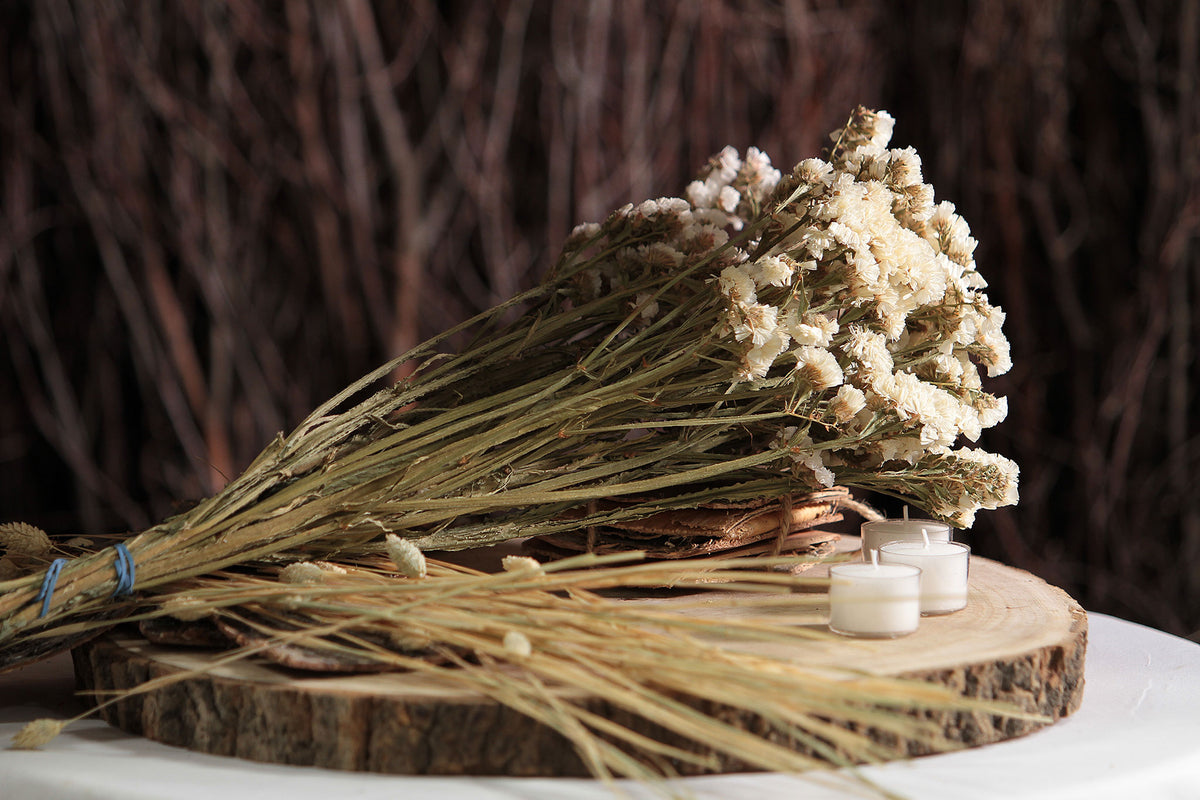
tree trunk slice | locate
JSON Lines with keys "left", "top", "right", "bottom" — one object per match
{"left": 71, "top": 554, "right": 1086, "bottom": 777}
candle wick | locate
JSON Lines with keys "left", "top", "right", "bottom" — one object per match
{"left": 921, "top": 527, "right": 930, "bottom": 547}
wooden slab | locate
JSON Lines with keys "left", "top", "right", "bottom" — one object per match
{"left": 71, "top": 554, "right": 1086, "bottom": 776}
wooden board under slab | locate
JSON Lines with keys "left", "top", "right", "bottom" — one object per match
{"left": 71, "top": 554, "right": 1087, "bottom": 776}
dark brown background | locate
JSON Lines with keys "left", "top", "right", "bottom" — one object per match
{"left": 2, "top": 2, "right": 1197, "bottom": 634}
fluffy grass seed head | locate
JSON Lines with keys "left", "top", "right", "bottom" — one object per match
{"left": 385, "top": 534, "right": 427, "bottom": 579}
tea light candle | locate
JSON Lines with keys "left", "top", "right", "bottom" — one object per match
{"left": 860, "top": 508, "right": 952, "bottom": 560}
{"left": 878, "top": 540, "right": 970, "bottom": 615}
{"left": 828, "top": 562, "right": 921, "bottom": 638}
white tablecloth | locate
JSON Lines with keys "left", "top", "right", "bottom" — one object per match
{"left": 1, "top": 613, "right": 1198, "bottom": 799}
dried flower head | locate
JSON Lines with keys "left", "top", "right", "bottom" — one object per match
{"left": 280, "top": 561, "right": 344, "bottom": 584}
{"left": 160, "top": 595, "right": 212, "bottom": 622}
{"left": 502, "top": 555, "right": 544, "bottom": 575}
{"left": 11, "top": 718, "right": 67, "bottom": 750}
{"left": 0, "top": 522, "right": 52, "bottom": 560}
{"left": 503, "top": 630, "right": 533, "bottom": 658}
{"left": 385, "top": 534, "right": 427, "bottom": 579}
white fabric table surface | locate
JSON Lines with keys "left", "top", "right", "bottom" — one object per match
{"left": 1, "top": 612, "right": 1198, "bottom": 800}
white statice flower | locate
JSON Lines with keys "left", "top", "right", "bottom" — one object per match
{"left": 958, "top": 352, "right": 984, "bottom": 390}
{"left": 712, "top": 145, "right": 742, "bottom": 183}
{"left": 794, "top": 346, "right": 844, "bottom": 390}
{"left": 895, "top": 182, "right": 936, "bottom": 227}
{"left": 842, "top": 144, "right": 890, "bottom": 182}
{"left": 975, "top": 394, "right": 1009, "bottom": 428}
{"left": 687, "top": 147, "right": 744, "bottom": 221}
{"left": 932, "top": 348, "right": 965, "bottom": 382}
{"left": 952, "top": 448, "right": 1020, "bottom": 507}
{"left": 967, "top": 302, "right": 1012, "bottom": 377}
{"left": 565, "top": 221, "right": 602, "bottom": 249}
{"left": 782, "top": 309, "right": 838, "bottom": 347}
{"left": 795, "top": 157, "right": 834, "bottom": 186}
{"left": 682, "top": 222, "right": 730, "bottom": 254}
{"left": 688, "top": 146, "right": 787, "bottom": 230}
{"left": 634, "top": 199, "right": 662, "bottom": 219}
{"left": 718, "top": 264, "right": 757, "bottom": 304}
{"left": 956, "top": 404, "right": 983, "bottom": 442}
{"left": 741, "top": 146, "right": 782, "bottom": 198}
{"left": 624, "top": 196, "right": 690, "bottom": 226}
{"left": 738, "top": 328, "right": 790, "bottom": 381}
{"left": 718, "top": 185, "right": 741, "bottom": 213}
{"left": 632, "top": 292, "right": 660, "bottom": 324}
{"left": 879, "top": 371, "right": 967, "bottom": 446}
{"left": 845, "top": 250, "right": 883, "bottom": 300}
{"left": 636, "top": 242, "right": 684, "bottom": 271}
{"left": 686, "top": 179, "right": 719, "bottom": 209}
{"left": 690, "top": 207, "right": 735, "bottom": 229}
{"left": 746, "top": 254, "right": 795, "bottom": 288}
{"left": 829, "top": 384, "right": 867, "bottom": 423}
{"left": 772, "top": 427, "right": 835, "bottom": 488}
{"left": 843, "top": 326, "right": 895, "bottom": 382}
{"left": 930, "top": 448, "right": 1021, "bottom": 527}
{"left": 827, "top": 219, "right": 868, "bottom": 252}
{"left": 658, "top": 196, "right": 692, "bottom": 216}
{"left": 871, "top": 435, "right": 927, "bottom": 465}
{"left": 979, "top": 330, "right": 1013, "bottom": 377}
{"left": 886, "top": 147, "right": 923, "bottom": 188}
{"left": 866, "top": 109, "right": 896, "bottom": 149}
{"left": 731, "top": 302, "right": 779, "bottom": 346}
{"left": 951, "top": 309, "right": 979, "bottom": 346}
{"left": 796, "top": 225, "right": 838, "bottom": 260}
{"left": 925, "top": 201, "right": 977, "bottom": 268}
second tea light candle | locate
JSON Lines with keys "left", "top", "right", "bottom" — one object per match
{"left": 860, "top": 517, "right": 952, "bottom": 560}
{"left": 878, "top": 540, "right": 971, "bottom": 614}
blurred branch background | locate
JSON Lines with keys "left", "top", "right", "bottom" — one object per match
{"left": 1, "top": 1, "right": 1197, "bottom": 634}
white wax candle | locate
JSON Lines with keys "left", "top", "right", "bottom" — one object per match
{"left": 878, "top": 541, "right": 970, "bottom": 615}
{"left": 860, "top": 518, "right": 952, "bottom": 560}
{"left": 828, "top": 563, "right": 921, "bottom": 638}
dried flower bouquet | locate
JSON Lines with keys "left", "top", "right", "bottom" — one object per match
{"left": 1, "top": 106, "right": 1016, "bottom": 664}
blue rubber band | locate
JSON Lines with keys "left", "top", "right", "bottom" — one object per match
{"left": 35, "top": 558, "right": 68, "bottom": 618}
{"left": 111, "top": 542, "right": 135, "bottom": 597}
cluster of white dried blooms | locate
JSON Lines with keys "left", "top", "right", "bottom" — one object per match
{"left": 733, "top": 108, "right": 1016, "bottom": 525}
{"left": 555, "top": 108, "right": 1017, "bottom": 526}
{"left": 686, "top": 145, "right": 783, "bottom": 230}
{"left": 562, "top": 148, "right": 785, "bottom": 328}
{"left": 564, "top": 196, "right": 732, "bottom": 323}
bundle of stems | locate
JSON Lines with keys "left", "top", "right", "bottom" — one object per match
{"left": 31, "top": 551, "right": 1044, "bottom": 786}
{"left": 0, "top": 107, "right": 1016, "bottom": 664}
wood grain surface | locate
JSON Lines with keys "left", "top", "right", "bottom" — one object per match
{"left": 72, "top": 552, "right": 1086, "bottom": 776}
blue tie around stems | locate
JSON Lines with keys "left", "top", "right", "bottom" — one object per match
{"left": 34, "top": 558, "right": 68, "bottom": 618}
{"left": 34, "top": 542, "right": 137, "bottom": 618}
{"left": 111, "top": 542, "right": 135, "bottom": 597}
